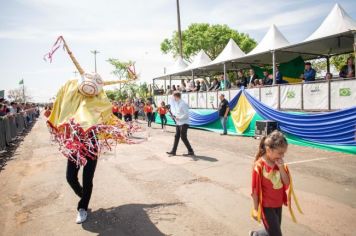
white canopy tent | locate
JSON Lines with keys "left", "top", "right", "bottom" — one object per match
{"left": 153, "top": 3, "right": 356, "bottom": 85}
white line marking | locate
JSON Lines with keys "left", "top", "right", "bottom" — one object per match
{"left": 286, "top": 156, "right": 338, "bottom": 165}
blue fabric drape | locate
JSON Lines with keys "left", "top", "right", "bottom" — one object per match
{"left": 189, "top": 90, "right": 242, "bottom": 126}
{"left": 243, "top": 90, "right": 356, "bottom": 145}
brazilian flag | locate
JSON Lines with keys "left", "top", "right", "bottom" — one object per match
{"left": 251, "top": 56, "right": 304, "bottom": 83}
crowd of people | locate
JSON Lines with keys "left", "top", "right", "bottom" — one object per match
{"left": 0, "top": 97, "right": 40, "bottom": 122}
{"left": 161, "top": 57, "right": 355, "bottom": 95}
{"left": 111, "top": 98, "right": 168, "bottom": 131}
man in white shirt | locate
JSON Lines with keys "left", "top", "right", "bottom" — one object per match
{"left": 166, "top": 92, "right": 195, "bottom": 156}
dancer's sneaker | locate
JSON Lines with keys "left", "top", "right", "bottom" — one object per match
{"left": 76, "top": 208, "right": 87, "bottom": 224}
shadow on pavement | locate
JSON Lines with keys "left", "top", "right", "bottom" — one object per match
{"left": 82, "top": 203, "right": 180, "bottom": 236}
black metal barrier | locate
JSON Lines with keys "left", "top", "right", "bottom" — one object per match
{"left": 0, "top": 110, "right": 38, "bottom": 151}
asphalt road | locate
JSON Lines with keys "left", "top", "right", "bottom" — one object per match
{"left": 0, "top": 116, "right": 355, "bottom": 236}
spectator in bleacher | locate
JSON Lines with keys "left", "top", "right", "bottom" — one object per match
{"left": 301, "top": 62, "right": 316, "bottom": 82}
{"left": 199, "top": 80, "right": 208, "bottom": 92}
{"left": 247, "top": 69, "right": 258, "bottom": 88}
{"left": 172, "top": 85, "right": 177, "bottom": 92}
{"left": 218, "top": 94, "right": 230, "bottom": 135}
{"left": 219, "top": 75, "right": 231, "bottom": 90}
{"left": 325, "top": 72, "right": 333, "bottom": 80}
{"left": 177, "top": 85, "right": 181, "bottom": 92}
{"left": 339, "top": 57, "right": 355, "bottom": 78}
{"left": 263, "top": 70, "right": 273, "bottom": 85}
{"left": 193, "top": 80, "right": 201, "bottom": 92}
{"left": 209, "top": 78, "right": 220, "bottom": 91}
{"left": 186, "top": 79, "right": 195, "bottom": 92}
{"left": 236, "top": 70, "right": 248, "bottom": 88}
{"left": 166, "top": 85, "right": 172, "bottom": 95}
{"left": 180, "top": 79, "right": 187, "bottom": 92}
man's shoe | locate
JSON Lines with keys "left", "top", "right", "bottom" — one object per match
{"left": 166, "top": 151, "right": 176, "bottom": 156}
{"left": 183, "top": 152, "right": 195, "bottom": 157}
{"left": 76, "top": 208, "right": 88, "bottom": 224}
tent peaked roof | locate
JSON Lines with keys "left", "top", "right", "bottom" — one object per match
{"left": 211, "top": 38, "right": 246, "bottom": 64}
{"left": 305, "top": 3, "right": 356, "bottom": 41}
{"left": 248, "top": 24, "right": 290, "bottom": 55}
{"left": 186, "top": 49, "right": 212, "bottom": 70}
{"left": 167, "top": 56, "right": 188, "bottom": 74}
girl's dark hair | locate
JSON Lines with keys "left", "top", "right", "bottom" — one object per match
{"left": 255, "top": 130, "right": 288, "bottom": 161}
{"left": 161, "top": 101, "right": 165, "bottom": 105}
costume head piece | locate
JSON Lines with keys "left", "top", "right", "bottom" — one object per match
{"left": 44, "top": 36, "right": 137, "bottom": 97}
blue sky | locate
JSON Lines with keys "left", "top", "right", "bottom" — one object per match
{"left": 0, "top": 0, "right": 355, "bottom": 102}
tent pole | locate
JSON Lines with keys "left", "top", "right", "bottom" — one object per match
{"left": 326, "top": 56, "right": 330, "bottom": 73}
{"left": 191, "top": 70, "right": 194, "bottom": 82}
{"left": 164, "top": 78, "right": 167, "bottom": 93}
{"left": 169, "top": 75, "right": 172, "bottom": 88}
{"left": 152, "top": 79, "right": 155, "bottom": 96}
{"left": 223, "top": 63, "right": 227, "bottom": 90}
{"left": 272, "top": 50, "right": 276, "bottom": 85}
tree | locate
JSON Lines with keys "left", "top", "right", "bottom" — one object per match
{"left": 310, "top": 53, "right": 354, "bottom": 75}
{"left": 107, "top": 58, "right": 137, "bottom": 80}
{"left": 7, "top": 87, "right": 32, "bottom": 102}
{"left": 160, "top": 23, "right": 257, "bottom": 61}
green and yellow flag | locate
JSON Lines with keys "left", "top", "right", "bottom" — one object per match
{"left": 19, "top": 79, "right": 24, "bottom": 85}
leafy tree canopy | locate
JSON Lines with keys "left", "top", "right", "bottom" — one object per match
{"left": 160, "top": 23, "right": 257, "bottom": 61}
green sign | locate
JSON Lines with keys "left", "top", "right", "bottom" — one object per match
{"left": 339, "top": 88, "right": 351, "bottom": 97}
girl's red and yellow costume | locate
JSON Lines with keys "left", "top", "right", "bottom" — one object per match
{"left": 251, "top": 159, "right": 303, "bottom": 225}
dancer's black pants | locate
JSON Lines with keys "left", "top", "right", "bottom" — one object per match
{"left": 124, "top": 114, "right": 132, "bottom": 122}
{"left": 160, "top": 114, "right": 167, "bottom": 129}
{"left": 66, "top": 158, "right": 97, "bottom": 211}
{"left": 254, "top": 207, "right": 282, "bottom": 236}
{"left": 171, "top": 124, "right": 193, "bottom": 153}
{"left": 146, "top": 112, "right": 153, "bottom": 127}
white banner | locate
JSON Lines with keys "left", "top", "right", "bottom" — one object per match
{"left": 189, "top": 92, "right": 198, "bottom": 108}
{"left": 246, "top": 88, "right": 260, "bottom": 100}
{"left": 181, "top": 93, "right": 189, "bottom": 105}
{"left": 303, "top": 83, "right": 328, "bottom": 110}
{"left": 218, "top": 90, "right": 230, "bottom": 102}
{"left": 260, "top": 87, "right": 278, "bottom": 109}
{"left": 207, "top": 91, "right": 218, "bottom": 109}
{"left": 280, "top": 85, "right": 302, "bottom": 109}
{"left": 330, "top": 80, "right": 356, "bottom": 109}
{"left": 230, "top": 89, "right": 240, "bottom": 102}
{"left": 198, "top": 92, "right": 207, "bottom": 109}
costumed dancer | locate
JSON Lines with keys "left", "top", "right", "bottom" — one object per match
{"left": 112, "top": 101, "right": 119, "bottom": 118}
{"left": 249, "top": 130, "right": 302, "bottom": 236}
{"left": 158, "top": 101, "right": 167, "bottom": 131}
{"left": 122, "top": 99, "right": 134, "bottom": 122}
{"left": 144, "top": 101, "right": 153, "bottom": 127}
{"left": 44, "top": 36, "right": 138, "bottom": 224}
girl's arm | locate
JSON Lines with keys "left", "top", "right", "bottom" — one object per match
{"left": 251, "top": 192, "right": 259, "bottom": 211}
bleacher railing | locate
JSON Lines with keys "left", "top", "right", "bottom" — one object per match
{"left": 154, "top": 78, "right": 356, "bottom": 111}
{"left": 0, "top": 109, "right": 38, "bottom": 151}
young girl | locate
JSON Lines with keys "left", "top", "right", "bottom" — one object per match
{"left": 144, "top": 102, "right": 153, "bottom": 127}
{"left": 158, "top": 101, "right": 167, "bottom": 131}
{"left": 250, "top": 130, "right": 302, "bottom": 236}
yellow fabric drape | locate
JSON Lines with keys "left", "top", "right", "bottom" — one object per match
{"left": 283, "top": 76, "right": 302, "bottom": 84}
{"left": 230, "top": 94, "right": 255, "bottom": 133}
{"left": 48, "top": 80, "right": 113, "bottom": 130}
